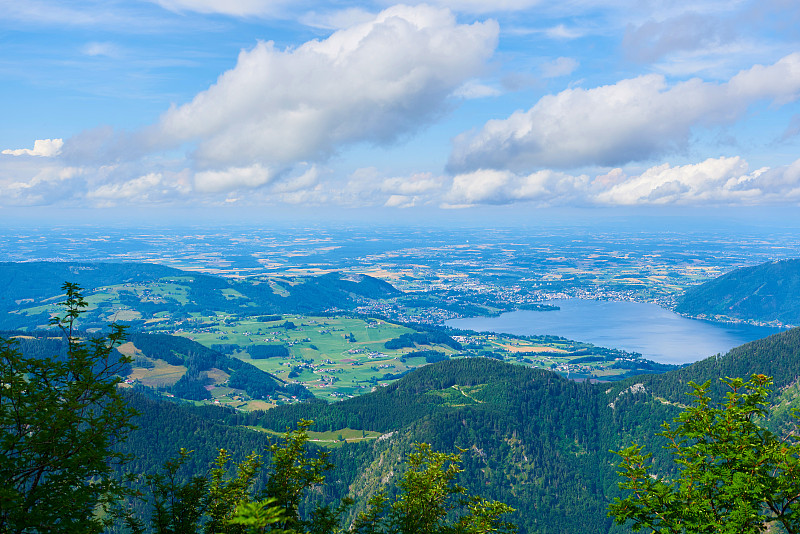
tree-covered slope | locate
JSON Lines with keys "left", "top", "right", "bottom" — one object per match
{"left": 0, "top": 261, "right": 184, "bottom": 305}
{"left": 107, "top": 325, "right": 800, "bottom": 533}
{"left": 244, "top": 358, "right": 669, "bottom": 534}
{"left": 126, "top": 333, "right": 313, "bottom": 401}
{"left": 3, "top": 330, "right": 313, "bottom": 405}
{"left": 607, "top": 326, "right": 800, "bottom": 403}
{"left": 675, "top": 258, "right": 800, "bottom": 325}
{"left": 8, "top": 263, "right": 799, "bottom": 532}
{"left": 6, "top": 305, "right": 797, "bottom": 534}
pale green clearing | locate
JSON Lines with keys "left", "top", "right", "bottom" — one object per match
{"left": 126, "top": 359, "right": 187, "bottom": 388}
{"left": 244, "top": 426, "right": 384, "bottom": 448}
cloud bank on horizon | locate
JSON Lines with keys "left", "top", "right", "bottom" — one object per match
{"left": 1, "top": 0, "right": 799, "bottom": 211}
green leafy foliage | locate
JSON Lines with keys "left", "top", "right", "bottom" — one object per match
{"left": 139, "top": 449, "right": 210, "bottom": 534}
{"left": 0, "top": 282, "right": 138, "bottom": 533}
{"left": 262, "top": 420, "right": 340, "bottom": 532}
{"left": 126, "top": 420, "right": 351, "bottom": 534}
{"left": 609, "top": 374, "right": 800, "bottom": 533}
{"left": 125, "top": 420, "right": 515, "bottom": 534}
{"left": 225, "top": 500, "right": 286, "bottom": 534}
{"left": 351, "top": 443, "right": 515, "bottom": 534}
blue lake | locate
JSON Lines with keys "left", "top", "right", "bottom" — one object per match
{"left": 445, "top": 299, "right": 786, "bottom": 365}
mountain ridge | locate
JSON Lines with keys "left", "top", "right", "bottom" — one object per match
{"left": 675, "top": 258, "right": 800, "bottom": 327}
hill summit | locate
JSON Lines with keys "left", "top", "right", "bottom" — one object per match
{"left": 675, "top": 258, "right": 800, "bottom": 327}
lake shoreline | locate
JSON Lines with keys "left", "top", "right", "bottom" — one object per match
{"left": 445, "top": 298, "right": 786, "bottom": 365}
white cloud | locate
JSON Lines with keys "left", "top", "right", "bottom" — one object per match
{"left": 448, "top": 53, "right": 800, "bottom": 173}
{"left": 0, "top": 151, "right": 199, "bottom": 207}
{"left": 270, "top": 165, "right": 319, "bottom": 193}
{"left": 595, "top": 157, "right": 753, "bottom": 205}
{"left": 445, "top": 168, "right": 590, "bottom": 206}
{"left": 384, "top": 194, "right": 415, "bottom": 208}
{"left": 338, "top": 168, "right": 445, "bottom": 206}
{"left": 2, "top": 139, "right": 64, "bottom": 157}
{"left": 157, "top": 4, "right": 498, "bottom": 167}
{"left": 540, "top": 56, "right": 579, "bottom": 78}
{"left": 87, "top": 172, "right": 164, "bottom": 202}
{"left": 0, "top": 163, "right": 83, "bottom": 206}
{"left": 194, "top": 164, "right": 273, "bottom": 193}
{"left": 447, "top": 169, "right": 512, "bottom": 205}
{"left": 444, "top": 156, "right": 800, "bottom": 207}
{"left": 380, "top": 172, "right": 443, "bottom": 196}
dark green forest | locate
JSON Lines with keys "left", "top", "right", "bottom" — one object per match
{"left": 675, "top": 258, "right": 800, "bottom": 325}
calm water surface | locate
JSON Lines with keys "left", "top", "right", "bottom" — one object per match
{"left": 445, "top": 299, "right": 786, "bottom": 365}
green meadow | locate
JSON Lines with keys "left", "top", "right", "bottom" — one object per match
{"left": 244, "top": 426, "right": 385, "bottom": 448}
{"left": 179, "top": 315, "right": 433, "bottom": 400}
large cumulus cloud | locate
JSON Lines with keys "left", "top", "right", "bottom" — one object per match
{"left": 447, "top": 52, "right": 800, "bottom": 173}
{"left": 2, "top": 139, "right": 64, "bottom": 157}
{"left": 158, "top": 4, "right": 498, "bottom": 170}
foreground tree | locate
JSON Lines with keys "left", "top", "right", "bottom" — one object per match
{"left": 0, "top": 283, "right": 137, "bottom": 533}
{"left": 350, "top": 443, "right": 516, "bottom": 534}
{"left": 132, "top": 428, "right": 515, "bottom": 534}
{"left": 609, "top": 374, "right": 800, "bottom": 534}
{"left": 129, "top": 420, "right": 350, "bottom": 534}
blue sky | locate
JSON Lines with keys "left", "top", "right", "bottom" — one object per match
{"left": 1, "top": 0, "right": 799, "bottom": 218}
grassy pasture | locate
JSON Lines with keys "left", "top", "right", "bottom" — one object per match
{"left": 127, "top": 359, "right": 187, "bottom": 388}
{"left": 244, "top": 426, "right": 384, "bottom": 448}
{"left": 181, "top": 315, "right": 422, "bottom": 400}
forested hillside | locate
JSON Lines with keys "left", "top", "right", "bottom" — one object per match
{"left": 0, "top": 262, "right": 401, "bottom": 330}
{"left": 119, "top": 359, "right": 637, "bottom": 533}
{"left": 0, "top": 261, "right": 183, "bottom": 304}
{"left": 3, "top": 330, "right": 313, "bottom": 405}
{"left": 606, "top": 326, "right": 800, "bottom": 403}
{"left": 675, "top": 258, "right": 800, "bottom": 326}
